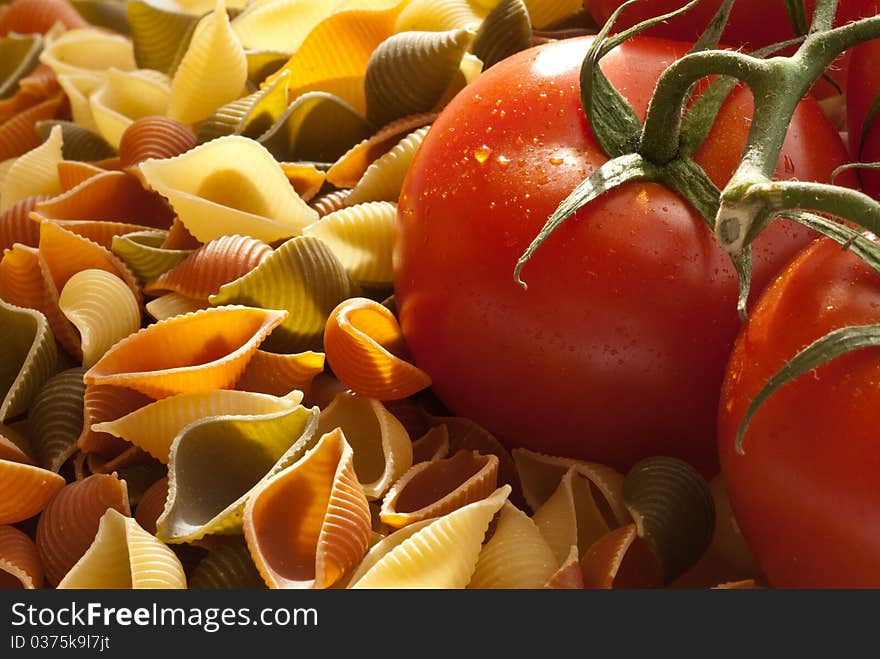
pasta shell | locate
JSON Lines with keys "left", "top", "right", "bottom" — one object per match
{"left": 116, "top": 459, "right": 167, "bottom": 507}
{"left": 58, "top": 269, "right": 141, "bottom": 368}
{"left": 471, "top": 0, "right": 532, "bottom": 69}
{"left": 231, "top": 0, "right": 335, "bottom": 52}
{"left": 0, "top": 299, "right": 58, "bottom": 423}
{"left": 0, "top": 92, "right": 64, "bottom": 161}
{"left": 259, "top": 91, "right": 371, "bottom": 165}
{"left": 144, "top": 292, "right": 206, "bottom": 321}
{"left": 303, "top": 202, "right": 396, "bottom": 287}
{"left": 83, "top": 305, "right": 287, "bottom": 399}
{"left": 36, "top": 471, "right": 130, "bottom": 586}
{"left": 168, "top": 0, "right": 247, "bottom": 126}
{"left": 324, "top": 296, "right": 431, "bottom": 400}
{"left": 157, "top": 403, "right": 320, "bottom": 543}
{"left": 580, "top": 524, "right": 664, "bottom": 589}
{"left": 134, "top": 475, "right": 167, "bottom": 535}
{"left": 126, "top": 0, "right": 200, "bottom": 75}
{"left": 78, "top": 384, "right": 153, "bottom": 456}
{"left": 469, "top": 501, "right": 557, "bottom": 589}
{"left": 35, "top": 120, "right": 116, "bottom": 162}
{"left": 394, "top": 0, "right": 485, "bottom": 32}
{"left": 411, "top": 424, "right": 449, "bottom": 464}
{"left": 310, "top": 189, "right": 350, "bottom": 218}
{"left": 56, "top": 73, "right": 102, "bottom": 132}
{"left": 325, "top": 112, "right": 435, "bottom": 188}
{"left": 316, "top": 391, "right": 412, "bottom": 500}
{"left": 118, "top": 116, "right": 197, "bottom": 170}
{"left": 545, "top": 544, "right": 584, "bottom": 589}
{"left": 15, "top": 62, "right": 59, "bottom": 99}
{"left": 87, "top": 444, "right": 152, "bottom": 475}
{"left": 70, "top": 0, "right": 131, "bottom": 34}
{"left": 709, "top": 475, "right": 762, "bottom": 578}
{"left": 0, "top": 422, "right": 34, "bottom": 465}
{"left": 39, "top": 28, "right": 135, "bottom": 79}
{"left": 210, "top": 235, "right": 353, "bottom": 352}
{"left": 56, "top": 161, "right": 104, "bottom": 191}
{"left": 144, "top": 234, "right": 272, "bottom": 300}
{"left": 0, "top": 459, "right": 65, "bottom": 523}
{"left": 380, "top": 450, "right": 498, "bottom": 528}
{"left": 196, "top": 70, "right": 289, "bottom": 144}
{"left": 344, "top": 126, "right": 430, "bottom": 206}
{"left": 523, "top": 0, "right": 582, "bottom": 29}
{"left": 58, "top": 508, "right": 186, "bottom": 588}
{"left": 161, "top": 216, "right": 200, "bottom": 250}
{"left": 89, "top": 68, "right": 172, "bottom": 149}
{"left": 92, "top": 389, "right": 304, "bottom": 464}
{"left": 138, "top": 135, "right": 318, "bottom": 243}
{"left": 0, "top": 195, "right": 44, "bottom": 252}
{"left": 28, "top": 367, "right": 86, "bottom": 472}
{"left": 111, "top": 230, "right": 193, "bottom": 283}
{"left": 0, "top": 245, "right": 49, "bottom": 323}
{"left": 350, "top": 485, "right": 510, "bottom": 588}
{"left": 234, "top": 349, "right": 325, "bottom": 397}
{"left": 0, "top": 123, "right": 62, "bottom": 213}
{"left": 244, "top": 428, "right": 371, "bottom": 588}
{"left": 244, "top": 49, "right": 289, "bottom": 86}
{"left": 0, "top": 33, "right": 43, "bottom": 100}
{"left": 189, "top": 540, "right": 265, "bottom": 589}
{"left": 0, "top": 525, "right": 43, "bottom": 589}
{"left": 0, "top": 0, "right": 88, "bottom": 35}
{"left": 279, "top": 162, "right": 325, "bottom": 202}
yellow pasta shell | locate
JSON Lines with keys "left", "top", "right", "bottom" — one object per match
{"left": 394, "top": 0, "right": 485, "bottom": 32}
{"left": 234, "top": 349, "right": 325, "bottom": 397}
{"left": 244, "top": 49, "right": 289, "bottom": 86}
{"left": 0, "top": 525, "right": 43, "bottom": 589}
{"left": 244, "top": 428, "right": 371, "bottom": 588}
{"left": 210, "top": 235, "right": 353, "bottom": 352}
{"left": 78, "top": 384, "right": 153, "bottom": 456}
{"left": 58, "top": 508, "right": 186, "bottom": 589}
{"left": 144, "top": 292, "right": 206, "bottom": 322}
{"left": 39, "top": 28, "right": 135, "bottom": 79}
{"left": 350, "top": 485, "right": 510, "bottom": 588}
{"left": 138, "top": 135, "right": 318, "bottom": 243}
{"left": 55, "top": 73, "right": 101, "bottom": 132}
{"left": 111, "top": 230, "right": 193, "bottom": 283}
{"left": 28, "top": 367, "right": 86, "bottom": 472}
{"left": 89, "top": 68, "right": 172, "bottom": 150}
{"left": 0, "top": 123, "right": 62, "bottom": 213}
{"left": 0, "top": 458, "right": 65, "bottom": 524}
{"left": 410, "top": 424, "right": 449, "bottom": 464}
{"left": 231, "top": 0, "right": 337, "bottom": 52}
{"left": 0, "top": 33, "right": 43, "bottom": 100}
{"left": 83, "top": 305, "right": 287, "bottom": 399}
{"left": 344, "top": 125, "right": 429, "bottom": 206}
{"left": 524, "top": 0, "right": 582, "bottom": 29}
{"left": 196, "top": 70, "right": 290, "bottom": 144}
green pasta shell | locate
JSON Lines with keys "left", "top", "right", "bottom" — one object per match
{"left": 28, "top": 367, "right": 87, "bottom": 473}
{"left": 0, "top": 33, "right": 42, "bottom": 99}
{"left": 197, "top": 70, "right": 291, "bottom": 144}
{"left": 210, "top": 235, "right": 355, "bottom": 353}
{"left": 0, "top": 300, "right": 58, "bottom": 423}
{"left": 71, "top": 0, "right": 131, "bottom": 35}
{"left": 259, "top": 91, "right": 372, "bottom": 165}
{"left": 111, "top": 230, "right": 193, "bottom": 283}
{"left": 471, "top": 0, "right": 531, "bottom": 69}
{"left": 245, "top": 49, "right": 290, "bottom": 87}
{"left": 189, "top": 541, "right": 265, "bottom": 589}
{"left": 156, "top": 403, "right": 320, "bottom": 543}
{"left": 35, "top": 120, "right": 117, "bottom": 162}
{"left": 127, "top": 0, "right": 200, "bottom": 75}
{"left": 364, "top": 28, "right": 475, "bottom": 128}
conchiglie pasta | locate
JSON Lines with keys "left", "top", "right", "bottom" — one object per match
{"left": 230, "top": 0, "right": 338, "bottom": 53}
{"left": 35, "top": 120, "right": 116, "bottom": 162}
{"left": 111, "top": 230, "right": 194, "bottom": 283}
{"left": 89, "top": 68, "right": 172, "bottom": 150}
{"left": 344, "top": 126, "right": 430, "bottom": 206}
{"left": 234, "top": 349, "right": 325, "bottom": 398}
{"left": 0, "top": 123, "right": 62, "bottom": 213}
{"left": 78, "top": 383, "right": 153, "bottom": 456}
{"left": 189, "top": 541, "right": 265, "bottom": 589}
{"left": 394, "top": 0, "right": 486, "bottom": 32}
{"left": 144, "top": 292, "right": 206, "bottom": 322}
{"left": 0, "top": 33, "right": 43, "bottom": 99}
{"left": 0, "top": 0, "right": 88, "bottom": 36}
{"left": 39, "top": 28, "right": 135, "bottom": 79}
{"left": 471, "top": 0, "right": 532, "bottom": 69}
{"left": 27, "top": 367, "right": 87, "bottom": 472}
{"left": 196, "top": 70, "right": 290, "bottom": 144}
{"left": 0, "top": 525, "right": 43, "bottom": 589}
{"left": 0, "top": 459, "right": 65, "bottom": 524}
{"left": 118, "top": 116, "right": 197, "bottom": 170}
{"left": 126, "top": 0, "right": 200, "bottom": 75}
{"left": 0, "top": 194, "right": 44, "bottom": 254}
{"left": 523, "top": 0, "right": 582, "bottom": 29}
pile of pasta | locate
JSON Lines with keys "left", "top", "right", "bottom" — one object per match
{"left": 0, "top": 0, "right": 762, "bottom": 589}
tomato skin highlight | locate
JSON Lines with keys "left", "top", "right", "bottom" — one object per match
{"left": 848, "top": 38, "right": 880, "bottom": 199}
{"left": 394, "top": 36, "right": 852, "bottom": 477}
{"left": 718, "top": 238, "right": 880, "bottom": 587}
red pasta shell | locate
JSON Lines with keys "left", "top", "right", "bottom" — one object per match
{"left": 0, "top": 195, "right": 44, "bottom": 252}
{"left": 119, "top": 116, "right": 197, "bottom": 169}
{"left": 0, "top": 0, "right": 88, "bottom": 36}
{"left": 0, "top": 525, "right": 43, "bottom": 589}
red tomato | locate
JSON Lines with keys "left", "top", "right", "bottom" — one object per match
{"left": 847, "top": 38, "right": 880, "bottom": 198}
{"left": 394, "top": 36, "right": 853, "bottom": 477}
{"left": 718, "top": 237, "right": 880, "bottom": 587}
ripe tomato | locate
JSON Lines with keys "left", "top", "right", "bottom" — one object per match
{"left": 717, "top": 237, "right": 880, "bottom": 587}
{"left": 847, "top": 38, "right": 880, "bottom": 199}
{"left": 394, "top": 36, "right": 853, "bottom": 477}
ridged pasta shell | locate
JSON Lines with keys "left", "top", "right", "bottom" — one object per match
{"left": 115, "top": 459, "right": 167, "bottom": 507}
{"left": 231, "top": 0, "right": 333, "bottom": 52}
{"left": 0, "top": 33, "right": 43, "bottom": 99}
{"left": 350, "top": 485, "right": 510, "bottom": 588}
{"left": 344, "top": 126, "right": 430, "bottom": 206}
{"left": 316, "top": 391, "right": 412, "bottom": 500}
{"left": 138, "top": 135, "right": 318, "bottom": 243}
{"left": 70, "top": 0, "right": 131, "bottom": 34}
{"left": 28, "top": 367, "right": 86, "bottom": 472}
{"left": 89, "top": 68, "right": 172, "bottom": 149}
{"left": 411, "top": 424, "right": 449, "bottom": 464}
{"left": 259, "top": 91, "right": 371, "bottom": 165}
{"left": 310, "top": 189, "right": 351, "bottom": 218}
{"left": 279, "top": 162, "right": 325, "bottom": 202}
{"left": 161, "top": 216, "right": 200, "bottom": 249}
{"left": 36, "top": 471, "right": 130, "bottom": 586}
{"left": 244, "top": 49, "right": 289, "bottom": 86}
{"left": 0, "top": 458, "right": 65, "bottom": 523}
{"left": 469, "top": 501, "right": 557, "bottom": 589}
{"left": 157, "top": 403, "right": 320, "bottom": 543}
{"left": 92, "top": 389, "right": 303, "bottom": 464}
{"left": 144, "top": 292, "right": 206, "bottom": 321}
{"left": 709, "top": 475, "right": 762, "bottom": 579}
{"left": 244, "top": 428, "right": 371, "bottom": 588}
{"left": 323, "top": 296, "right": 431, "bottom": 400}
{"left": 364, "top": 30, "right": 473, "bottom": 128}
{"left": 39, "top": 28, "right": 135, "bottom": 79}
{"left": 84, "top": 305, "right": 287, "bottom": 399}
{"left": 58, "top": 508, "right": 186, "bottom": 588}
{"left": 210, "top": 235, "right": 353, "bottom": 352}
{"left": 394, "top": 0, "right": 485, "bottom": 32}
{"left": 58, "top": 269, "right": 141, "bottom": 367}
{"left": 523, "top": 0, "right": 582, "bottom": 29}
{"left": 87, "top": 444, "right": 153, "bottom": 475}
{"left": 471, "top": 0, "right": 532, "bottom": 69}
{"left": 0, "top": 245, "right": 50, "bottom": 328}
{"left": 167, "top": 0, "right": 247, "bottom": 126}
{"left": 134, "top": 475, "right": 167, "bottom": 535}
{"left": 111, "top": 230, "right": 193, "bottom": 282}
{"left": 303, "top": 202, "right": 396, "bottom": 287}
{"left": 0, "top": 92, "right": 64, "bottom": 161}
{"left": 263, "top": 1, "right": 407, "bottom": 113}
{"left": 196, "top": 70, "right": 289, "bottom": 144}
{"left": 580, "top": 524, "right": 664, "bottom": 589}
{"left": 380, "top": 450, "right": 498, "bottom": 528}
{"left": 0, "top": 195, "right": 44, "bottom": 251}
{"left": 0, "top": 299, "right": 58, "bottom": 423}
{"left": 0, "top": 525, "right": 43, "bottom": 589}
{"left": 545, "top": 544, "right": 584, "bottom": 589}
{"left": 189, "top": 540, "right": 265, "bottom": 589}
{"left": 56, "top": 73, "right": 102, "bottom": 132}
{"left": 56, "top": 161, "right": 104, "bottom": 192}
{"left": 119, "top": 116, "right": 197, "bottom": 170}
{"left": 0, "top": 422, "right": 34, "bottom": 464}
{"left": 144, "top": 234, "right": 272, "bottom": 300}
{"left": 234, "top": 349, "right": 325, "bottom": 397}
{"left": 13, "top": 62, "right": 59, "bottom": 98}
{"left": 0, "top": 123, "right": 62, "bottom": 213}
{"left": 0, "top": 0, "right": 88, "bottom": 35}
{"left": 78, "top": 384, "right": 153, "bottom": 456}
{"left": 35, "top": 120, "right": 117, "bottom": 162}
{"left": 126, "top": 0, "right": 199, "bottom": 75}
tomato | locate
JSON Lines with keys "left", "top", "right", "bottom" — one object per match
{"left": 717, "top": 237, "right": 880, "bottom": 587}
{"left": 847, "top": 38, "right": 880, "bottom": 199}
{"left": 394, "top": 36, "right": 853, "bottom": 477}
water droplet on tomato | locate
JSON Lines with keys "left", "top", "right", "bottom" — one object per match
{"left": 474, "top": 145, "right": 492, "bottom": 163}
{"left": 549, "top": 156, "right": 563, "bottom": 166}
{"left": 496, "top": 154, "right": 510, "bottom": 167}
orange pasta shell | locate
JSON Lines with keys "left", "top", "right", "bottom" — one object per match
{"left": 0, "top": 93, "right": 65, "bottom": 161}
{"left": 0, "top": 525, "right": 43, "bottom": 589}
{"left": 0, "top": 459, "right": 65, "bottom": 524}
